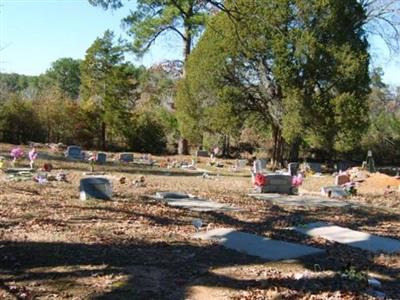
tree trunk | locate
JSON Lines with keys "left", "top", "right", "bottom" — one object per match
{"left": 101, "top": 121, "right": 106, "bottom": 151}
{"left": 288, "top": 138, "right": 301, "bottom": 162}
{"left": 271, "top": 126, "right": 284, "bottom": 169}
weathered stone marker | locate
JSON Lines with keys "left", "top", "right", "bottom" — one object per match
{"left": 96, "top": 152, "right": 107, "bottom": 164}
{"left": 65, "top": 145, "right": 82, "bottom": 160}
{"left": 119, "top": 153, "right": 134, "bottom": 163}
{"left": 196, "top": 150, "right": 209, "bottom": 157}
{"left": 80, "top": 177, "right": 112, "bottom": 200}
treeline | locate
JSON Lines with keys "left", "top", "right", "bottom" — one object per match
{"left": 1, "top": 0, "right": 400, "bottom": 165}
{"left": 0, "top": 31, "right": 179, "bottom": 154}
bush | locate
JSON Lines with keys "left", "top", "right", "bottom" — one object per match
{"left": 127, "top": 111, "right": 167, "bottom": 154}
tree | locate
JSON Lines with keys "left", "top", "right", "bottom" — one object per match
{"left": 361, "top": 0, "right": 400, "bottom": 52}
{"left": 80, "top": 30, "right": 140, "bottom": 149}
{"left": 0, "top": 95, "right": 44, "bottom": 144}
{"left": 90, "top": 0, "right": 215, "bottom": 61}
{"left": 179, "top": 0, "right": 370, "bottom": 164}
{"left": 45, "top": 58, "right": 81, "bottom": 99}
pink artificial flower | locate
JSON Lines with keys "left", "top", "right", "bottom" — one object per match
{"left": 292, "top": 173, "right": 304, "bottom": 187}
{"left": 10, "top": 147, "right": 24, "bottom": 159}
{"left": 29, "top": 148, "right": 38, "bottom": 161}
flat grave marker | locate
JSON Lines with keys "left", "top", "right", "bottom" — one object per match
{"left": 249, "top": 193, "right": 353, "bottom": 208}
{"left": 154, "top": 192, "right": 239, "bottom": 212}
{"left": 294, "top": 222, "right": 400, "bottom": 253}
{"left": 194, "top": 228, "right": 323, "bottom": 260}
{"left": 80, "top": 177, "right": 112, "bottom": 200}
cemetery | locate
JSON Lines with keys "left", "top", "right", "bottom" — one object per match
{"left": 0, "top": 142, "right": 399, "bottom": 299}
{"left": 1, "top": 1, "right": 400, "bottom": 298}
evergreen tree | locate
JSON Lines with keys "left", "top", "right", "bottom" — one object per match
{"left": 45, "top": 58, "right": 82, "bottom": 99}
{"left": 179, "top": 0, "right": 370, "bottom": 163}
{"left": 80, "top": 30, "right": 140, "bottom": 149}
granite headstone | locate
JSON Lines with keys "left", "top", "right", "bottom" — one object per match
{"left": 119, "top": 153, "right": 134, "bottom": 163}
{"left": 65, "top": 145, "right": 82, "bottom": 160}
{"left": 80, "top": 177, "right": 112, "bottom": 200}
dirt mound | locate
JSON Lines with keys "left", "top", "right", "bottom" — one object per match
{"left": 357, "top": 172, "right": 400, "bottom": 194}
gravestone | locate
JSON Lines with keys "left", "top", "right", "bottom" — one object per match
{"left": 294, "top": 222, "right": 400, "bottom": 253}
{"left": 253, "top": 159, "right": 268, "bottom": 173}
{"left": 321, "top": 186, "right": 348, "bottom": 198}
{"left": 308, "top": 162, "right": 322, "bottom": 173}
{"left": 196, "top": 150, "right": 209, "bottom": 157}
{"left": 260, "top": 174, "right": 293, "bottom": 194}
{"left": 80, "top": 177, "right": 112, "bottom": 200}
{"left": 96, "top": 152, "right": 107, "bottom": 164}
{"left": 336, "top": 161, "right": 352, "bottom": 172}
{"left": 335, "top": 174, "right": 350, "bottom": 186}
{"left": 249, "top": 193, "right": 353, "bottom": 208}
{"left": 154, "top": 192, "right": 239, "bottom": 212}
{"left": 65, "top": 145, "right": 82, "bottom": 160}
{"left": 119, "top": 153, "right": 134, "bottom": 163}
{"left": 288, "top": 162, "right": 299, "bottom": 176}
{"left": 193, "top": 228, "right": 323, "bottom": 260}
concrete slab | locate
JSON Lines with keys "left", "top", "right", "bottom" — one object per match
{"left": 163, "top": 198, "right": 239, "bottom": 212}
{"left": 294, "top": 222, "right": 400, "bottom": 253}
{"left": 193, "top": 228, "right": 323, "bottom": 260}
{"left": 249, "top": 194, "right": 354, "bottom": 208}
{"left": 153, "top": 193, "right": 239, "bottom": 212}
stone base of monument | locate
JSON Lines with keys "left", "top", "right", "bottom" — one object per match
{"left": 80, "top": 177, "right": 112, "bottom": 200}
{"left": 255, "top": 174, "right": 295, "bottom": 194}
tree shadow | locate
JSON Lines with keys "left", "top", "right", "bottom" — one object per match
{"left": 1, "top": 238, "right": 398, "bottom": 299}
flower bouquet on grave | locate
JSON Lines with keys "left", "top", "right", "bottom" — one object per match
{"left": 10, "top": 147, "right": 24, "bottom": 167}
{"left": 28, "top": 147, "right": 38, "bottom": 169}
{"left": 88, "top": 152, "right": 96, "bottom": 172}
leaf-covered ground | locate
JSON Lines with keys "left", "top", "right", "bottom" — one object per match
{"left": 0, "top": 145, "right": 399, "bottom": 299}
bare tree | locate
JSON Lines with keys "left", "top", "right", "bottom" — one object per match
{"left": 361, "top": 0, "right": 400, "bottom": 52}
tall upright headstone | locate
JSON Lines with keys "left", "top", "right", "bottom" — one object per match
{"left": 366, "top": 150, "right": 376, "bottom": 173}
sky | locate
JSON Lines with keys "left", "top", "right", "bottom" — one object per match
{"left": 0, "top": 0, "right": 399, "bottom": 87}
